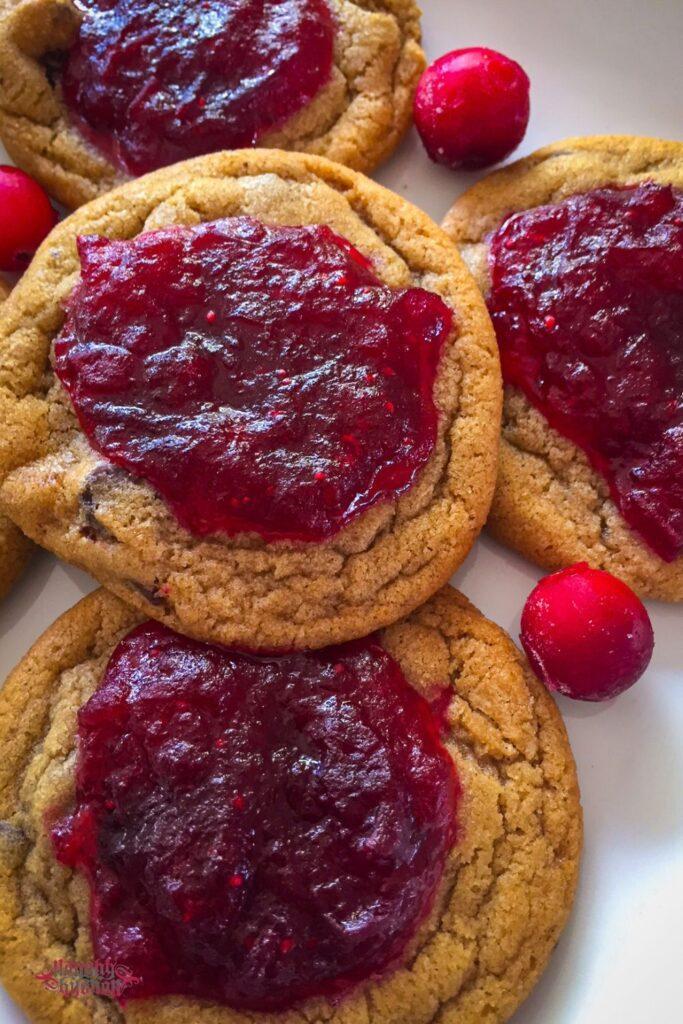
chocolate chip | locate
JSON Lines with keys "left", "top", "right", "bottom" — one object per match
{"left": 42, "top": 50, "right": 67, "bottom": 88}
{"left": 0, "top": 821, "right": 29, "bottom": 867}
{"left": 79, "top": 464, "right": 125, "bottom": 544}
{"left": 129, "top": 581, "right": 171, "bottom": 613}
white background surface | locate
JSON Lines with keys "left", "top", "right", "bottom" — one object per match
{"left": 1, "top": 0, "right": 682, "bottom": 1021}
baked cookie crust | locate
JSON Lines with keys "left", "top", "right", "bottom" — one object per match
{"left": 0, "top": 584, "right": 581, "bottom": 1024}
{"left": 0, "top": 0, "right": 425, "bottom": 209}
{"left": 0, "top": 281, "right": 31, "bottom": 600}
{"left": 0, "top": 507, "right": 31, "bottom": 600}
{"left": 442, "top": 135, "right": 683, "bottom": 601}
{"left": 0, "top": 148, "right": 501, "bottom": 650}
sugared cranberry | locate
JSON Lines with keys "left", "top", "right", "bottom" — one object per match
{"left": 414, "top": 47, "right": 530, "bottom": 170}
{"left": 520, "top": 563, "right": 654, "bottom": 702}
{"left": 54, "top": 217, "right": 452, "bottom": 542}
{"left": 0, "top": 165, "right": 57, "bottom": 272}
{"left": 489, "top": 183, "right": 683, "bottom": 561}
{"left": 62, "top": 0, "right": 335, "bottom": 174}
{"left": 52, "top": 623, "right": 459, "bottom": 1010}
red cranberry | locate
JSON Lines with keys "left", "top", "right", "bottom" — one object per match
{"left": 0, "top": 165, "right": 57, "bottom": 272}
{"left": 414, "top": 47, "right": 530, "bottom": 170}
{"left": 520, "top": 563, "right": 654, "bottom": 702}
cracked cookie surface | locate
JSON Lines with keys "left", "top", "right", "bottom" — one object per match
{"left": 0, "top": 281, "right": 31, "bottom": 600}
{"left": 0, "top": 0, "right": 425, "bottom": 209}
{"left": 0, "top": 584, "right": 581, "bottom": 1024}
{"left": 442, "top": 135, "right": 683, "bottom": 601}
{"left": 0, "top": 149, "right": 501, "bottom": 649}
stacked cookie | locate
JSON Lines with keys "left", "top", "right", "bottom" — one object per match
{"left": 17, "top": 2, "right": 683, "bottom": 1023}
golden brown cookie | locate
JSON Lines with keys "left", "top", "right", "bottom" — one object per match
{"left": 0, "top": 148, "right": 501, "bottom": 649}
{"left": 442, "top": 135, "right": 683, "bottom": 601}
{"left": 0, "top": 280, "right": 31, "bottom": 599}
{"left": 0, "top": 0, "right": 425, "bottom": 209}
{"left": 0, "top": 509, "right": 31, "bottom": 600}
{"left": 0, "top": 584, "right": 581, "bottom": 1024}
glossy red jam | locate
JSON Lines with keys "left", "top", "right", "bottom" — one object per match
{"left": 62, "top": 0, "right": 335, "bottom": 174}
{"left": 52, "top": 623, "right": 459, "bottom": 1011}
{"left": 54, "top": 217, "right": 452, "bottom": 542}
{"left": 489, "top": 182, "right": 683, "bottom": 561}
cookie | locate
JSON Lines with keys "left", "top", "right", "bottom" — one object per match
{"left": 0, "top": 0, "right": 425, "bottom": 209}
{"left": 0, "top": 510, "right": 31, "bottom": 600}
{"left": 442, "top": 135, "right": 683, "bottom": 601}
{"left": 0, "top": 584, "right": 581, "bottom": 1024}
{"left": 0, "top": 149, "right": 501, "bottom": 650}
{"left": 0, "top": 281, "right": 31, "bottom": 599}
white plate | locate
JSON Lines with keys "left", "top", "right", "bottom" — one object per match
{"left": 1, "top": 1, "right": 682, "bottom": 1021}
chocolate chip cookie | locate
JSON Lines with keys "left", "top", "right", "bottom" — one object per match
{"left": 443, "top": 135, "right": 683, "bottom": 601}
{"left": 0, "top": 149, "right": 501, "bottom": 649}
{"left": 0, "top": 0, "right": 425, "bottom": 208}
{"left": 0, "top": 584, "right": 581, "bottom": 1024}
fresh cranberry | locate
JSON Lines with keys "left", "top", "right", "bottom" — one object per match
{"left": 54, "top": 217, "right": 452, "bottom": 542}
{"left": 62, "top": 0, "right": 335, "bottom": 174}
{"left": 0, "top": 165, "right": 57, "bottom": 272}
{"left": 489, "top": 182, "right": 683, "bottom": 561}
{"left": 52, "top": 623, "right": 459, "bottom": 1010}
{"left": 414, "top": 47, "right": 530, "bottom": 170}
{"left": 520, "top": 563, "right": 654, "bottom": 702}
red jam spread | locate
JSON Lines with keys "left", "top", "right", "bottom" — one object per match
{"left": 489, "top": 182, "right": 683, "bottom": 561}
{"left": 54, "top": 217, "right": 453, "bottom": 542}
{"left": 52, "top": 623, "right": 459, "bottom": 1011}
{"left": 61, "top": 0, "right": 335, "bottom": 174}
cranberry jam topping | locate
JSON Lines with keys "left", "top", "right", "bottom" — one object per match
{"left": 52, "top": 623, "right": 459, "bottom": 1011}
{"left": 62, "top": 0, "right": 335, "bottom": 174}
{"left": 54, "top": 217, "right": 453, "bottom": 542}
{"left": 489, "top": 182, "right": 683, "bottom": 561}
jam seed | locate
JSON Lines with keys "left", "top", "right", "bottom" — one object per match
{"left": 543, "top": 314, "right": 557, "bottom": 331}
{"left": 279, "top": 937, "right": 295, "bottom": 954}
{"left": 206, "top": 309, "right": 216, "bottom": 323}
{"left": 229, "top": 874, "right": 244, "bottom": 888}
{"left": 232, "top": 794, "right": 246, "bottom": 811}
